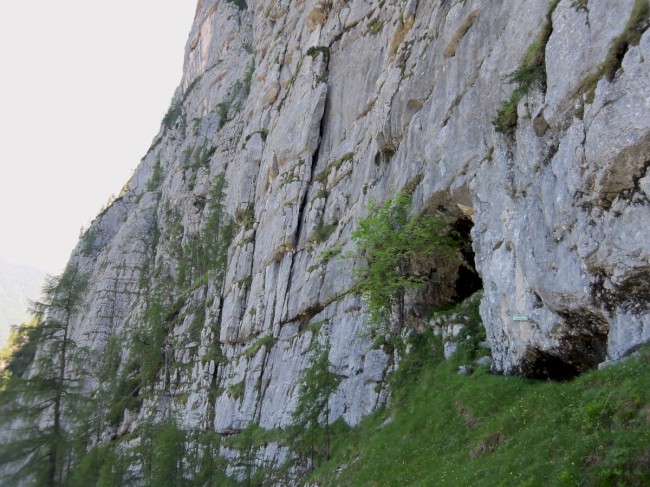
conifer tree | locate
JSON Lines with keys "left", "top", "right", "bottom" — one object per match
{"left": 0, "top": 261, "right": 89, "bottom": 486}
{"left": 290, "top": 339, "right": 342, "bottom": 470}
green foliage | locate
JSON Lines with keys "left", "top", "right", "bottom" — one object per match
{"left": 145, "top": 157, "right": 164, "bottom": 193}
{"left": 577, "top": 0, "right": 649, "bottom": 103}
{"left": 314, "top": 152, "right": 354, "bottom": 184}
{"left": 129, "top": 296, "right": 168, "bottom": 390}
{"left": 310, "top": 221, "right": 338, "bottom": 244}
{"left": 67, "top": 445, "right": 121, "bottom": 487}
{"left": 217, "top": 100, "right": 231, "bottom": 129}
{"left": 188, "top": 305, "right": 206, "bottom": 343}
{"left": 95, "top": 449, "right": 127, "bottom": 487}
{"left": 225, "top": 423, "right": 285, "bottom": 450}
{"left": 150, "top": 418, "right": 187, "bottom": 486}
{"left": 351, "top": 191, "right": 459, "bottom": 331}
{"left": 309, "top": 333, "right": 650, "bottom": 486}
{"left": 80, "top": 225, "right": 98, "bottom": 256}
{"left": 244, "top": 335, "right": 276, "bottom": 358}
{"left": 162, "top": 100, "right": 183, "bottom": 129}
{"left": 0, "top": 317, "right": 40, "bottom": 378}
{"left": 492, "top": 90, "right": 523, "bottom": 134}
{"left": 493, "top": 0, "right": 559, "bottom": 133}
{"left": 289, "top": 340, "right": 342, "bottom": 470}
{"left": 195, "top": 143, "right": 216, "bottom": 170}
{"left": 216, "top": 55, "right": 256, "bottom": 129}
{"left": 368, "top": 18, "right": 384, "bottom": 35}
{"left": 172, "top": 172, "right": 235, "bottom": 295}
{"left": 242, "top": 56, "right": 256, "bottom": 98}
{"left": 204, "top": 173, "right": 236, "bottom": 285}
{"left": 226, "top": 0, "right": 247, "bottom": 11}
{"left": 0, "top": 262, "right": 90, "bottom": 486}
{"left": 430, "top": 290, "right": 486, "bottom": 364}
{"left": 307, "top": 244, "right": 342, "bottom": 272}
{"left": 227, "top": 381, "right": 245, "bottom": 400}
{"left": 306, "top": 45, "right": 330, "bottom": 63}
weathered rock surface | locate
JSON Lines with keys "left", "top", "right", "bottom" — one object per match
{"left": 28, "top": 0, "right": 650, "bottom": 478}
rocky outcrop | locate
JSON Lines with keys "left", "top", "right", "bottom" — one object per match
{"left": 32, "top": 0, "right": 650, "bottom": 478}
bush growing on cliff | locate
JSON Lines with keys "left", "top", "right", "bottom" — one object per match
{"left": 226, "top": 0, "right": 247, "bottom": 11}
{"left": 162, "top": 100, "right": 183, "bottom": 130}
{"left": 351, "top": 191, "right": 459, "bottom": 334}
{"left": 493, "top": 0, "right": 559, "bottom": 133}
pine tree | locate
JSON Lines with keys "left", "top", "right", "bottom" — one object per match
{"left": 0, "top": 261, "right": 89, "bottom": 486}
{"left": 290, "top": 339, "right": 342, "bottom": 471}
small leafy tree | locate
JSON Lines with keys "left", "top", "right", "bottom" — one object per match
{"left": 290, "top": 340, "right": 342, "bottom": 470}
{"left": 351, "top": 191, "right": 459, "bottom": 335}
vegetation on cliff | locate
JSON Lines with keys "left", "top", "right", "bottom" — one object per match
{"left": 309, "top": 317, "right": 650, "bottom": 486}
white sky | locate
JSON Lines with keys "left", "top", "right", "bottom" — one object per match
{"left": 0, "top": 1, "right": 197, "bottom": 275}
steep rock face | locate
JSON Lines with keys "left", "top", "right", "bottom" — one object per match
{"left": 54, "top": 0, "right": 648, "bottom": 469}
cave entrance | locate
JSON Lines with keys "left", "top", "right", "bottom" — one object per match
{"left": 402, "top": 204, "right": 483, "bottom": 328}
{"left": 452, "top": 215, "right": 483, "bottom": 302}
{"left": 522, "top": 312, "right": 609, "bottom": 381}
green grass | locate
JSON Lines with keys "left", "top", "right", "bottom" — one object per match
{"left": 310, "top": 336, "right": 650, "bottom": 486}
{"left": 310, "top": 221, "right": 338, "bottom": 244}
{"left": 493, "top": 0, "right": 559, "bottom": 133}
{"left": 368, "top": 18, "right": 384, "bottom": 35}
{"left": 577, "top": 0, "right": 649, "bottom": 103}
{"left": 244, "top": 335, "right": 276, "bottom": 358}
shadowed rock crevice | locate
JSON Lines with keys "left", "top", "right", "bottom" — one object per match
{"left": 520, "top": 309, "right": 608, "bottom": 380}
{"left": 452, "top": 216, "right": 482, "bottom": 302}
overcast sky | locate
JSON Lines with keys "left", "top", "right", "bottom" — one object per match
{"left": 0, "top": 1, "right": 197, "bottom": 275}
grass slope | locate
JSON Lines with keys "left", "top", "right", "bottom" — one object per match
{"left": 311, "top": 316, "right": 650, "bottom": 486}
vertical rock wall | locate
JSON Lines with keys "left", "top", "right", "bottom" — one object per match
{"left": 53, "top": 0, "right": 648, "bottom": 471}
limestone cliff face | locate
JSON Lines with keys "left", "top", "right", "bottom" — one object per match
{"left": 60, "top": 0, "right": 647, "bottom": 467}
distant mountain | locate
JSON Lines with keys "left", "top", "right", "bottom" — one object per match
{"left": 0, "top": 257, "right": 46, "bottom": 348}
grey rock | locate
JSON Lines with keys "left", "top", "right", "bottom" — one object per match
{"left": 10, "top": 0, "right": 650, "bottom": 482}
{"left": 475, "top": 356, "right": 493, "bottom": 367}
{"left": 457, "top": 365, "right": 473, "bottom": 375}
{"left": 444, "top": 341, "right": 458, "bottom": 360}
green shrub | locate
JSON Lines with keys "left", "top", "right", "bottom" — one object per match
{"left": 310, "top": 222, "right": 338, "bottom": 244}
{"left": 162, "top": 100, "right": 183, "bottom": 129}
{"left": 226, "top": 0, "right": 247, "bottom": 11}
{"left": 306, "top": 45, "right": 330, "bottom": 63}
{"left": 145, "top": 158, "right": 163, "bottom": 193}
{"left": 493, "top": 0, "right": 559, "bottom": 133}
{"left": 577, "top": 0, "right": 649, "bottom": 103}
{"left": 350, "top": 191, "right": 459, "bottom": 331}
{"left": 368, "top": 18, "right": 384, "bottom": 35}
{"left": 244, "top": 336, "right": 276, "bottom": 358}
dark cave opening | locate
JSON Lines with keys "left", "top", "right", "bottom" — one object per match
{"left": 522, "top": 349, "right": 581, "bottom": 381}
{"left": 522, "top": 326, "right": 608, "bottom": 381}
{"left": 401, "top": 207, "right": 483, "bottom": 328}
{"left": 452, "top": 216, "right": 483, "bottom": 302}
